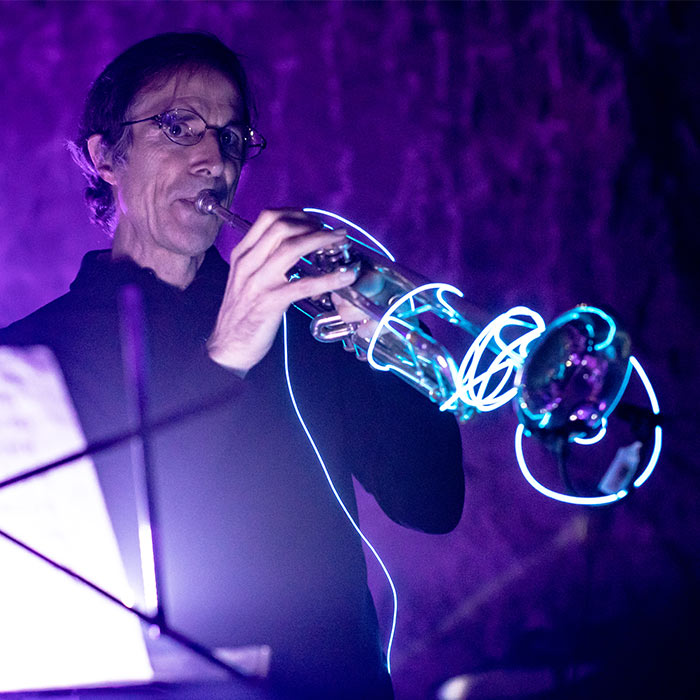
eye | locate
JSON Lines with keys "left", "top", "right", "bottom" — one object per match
{"left": 219, "top": 126, "right": 242, "bottom": 150}
{"left": 159, "top": 111, "right": 200, "bottom": 142}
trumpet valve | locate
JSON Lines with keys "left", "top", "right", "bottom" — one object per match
{"left": 312, "top": 240, "right": 355, "bottom": 273}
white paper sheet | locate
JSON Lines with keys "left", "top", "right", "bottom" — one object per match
{"left": 0, "top": 345, "right": 153, "bottom": 691}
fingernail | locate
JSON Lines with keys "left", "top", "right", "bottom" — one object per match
{"left": 337, "top": 268, "right": 357, "bottom": 282}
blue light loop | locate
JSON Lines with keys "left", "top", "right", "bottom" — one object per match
{"left": 515, "top": 355, "right": 662, "bottom": 505}
{"left": 300, "top": 209, "right": 661, "bottom": 508}
{"left": 364, "top": 289, "right": 546, "bottom": 415}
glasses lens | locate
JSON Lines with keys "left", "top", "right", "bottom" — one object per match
{"left": 157, "top": 110, "right": 265, "bottom": 162}
{"left": 219, "top": 125, "right": 245, "bottom": 160}
{"left": 159, "top": 110, "right": 203, "bottom": 145}
{"left": 242, "top": 127, "right": 266, "bottom": 161}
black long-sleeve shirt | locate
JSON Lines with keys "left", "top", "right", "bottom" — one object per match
{"left": 0, "top": 247, "right": 464, "bottom": 698}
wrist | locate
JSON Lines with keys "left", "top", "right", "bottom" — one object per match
{"left": 206, "top": 338, "right": 250, "bottom": 378}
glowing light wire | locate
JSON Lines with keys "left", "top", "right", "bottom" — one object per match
{"left": 515, "top": 424, "right": 626, "bottom": 506}
{"left": 597, "top": 357, "right": 634, "bottom": 428}
{"left": 303, "top": 208, "right": 396, "bottom": 262}
{"left": 449, "top": 307, "right": 546, "bottom": 413}
{"left": 366, "top": 283, "right": 463, "bottom": 373}
{"left": 297, "top": 210, "right": 662, "bottom": 505}
{"left": 573, "top": 419, "right": 608, "bottom": 446}
{"left": 591, "top": 307, "right": 617, "bottom": 351}
{"left": 630, "top": 355, "right": 662, "bottom": 488}
{"left": 302, "top": 209, "right": 540, "bottom": 416}
{"left": 544, "top": 306, "right": 618, "bottom": 353}
{"left": 364, "top": 287, "right": 545, "bottom": 415}
{"left": 282, "top": 313, "right": 398, "bottom": 673}
{"left": 515, "top": 355, "right": 661, "bottom": 504}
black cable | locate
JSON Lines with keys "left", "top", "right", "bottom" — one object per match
{"left": 554, "top": 436, "right": 579, "bottom": 497}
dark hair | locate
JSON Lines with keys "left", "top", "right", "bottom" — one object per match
{"left": 68, "top": 32, "right": 254, "bottom": 233}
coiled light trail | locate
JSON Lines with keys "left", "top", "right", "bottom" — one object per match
{"left": 303, "top": 207, "right": 548, "bottom": 418}
{"left": 514, "top": 355, "right": 662, "bottom": 505}
{"left": 288, "top": 210, "right": 661, "bottom": 661}
{"left": 364, "top": 284, "right": 546, "bottom": 415}
{"left": 302, "top": 210, "right": 661, "bottom": 502}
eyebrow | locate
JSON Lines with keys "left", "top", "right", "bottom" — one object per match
{"left": 167, "top": 105, "right": 248, "bottom": 127}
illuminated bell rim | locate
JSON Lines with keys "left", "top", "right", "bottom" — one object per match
{"left": 515, "top": 357, "right": 634, "bottom": 442}
{"left": 513, "top": 305, "right": 631, "bottom": 440}
{"left": 542, "top": 304, "right": 619, "bottom": 350}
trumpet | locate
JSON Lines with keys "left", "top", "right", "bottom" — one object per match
{"left": 196, "top": 190, "right": 662, "bottom": 505}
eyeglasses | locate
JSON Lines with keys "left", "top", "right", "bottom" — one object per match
{"left": 121, "top": 108, "right": 266, "bottom": 161}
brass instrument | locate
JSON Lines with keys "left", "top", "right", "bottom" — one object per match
{"left": 196, "top": 190, "right": 661, "bottom": 505}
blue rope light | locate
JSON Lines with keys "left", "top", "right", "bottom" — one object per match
{"left": 572, "top": 419, "right": 608, "bottom": 446}
{"left": 514, "top": 355, "right": 662, "bottom": 505}
{"left": 629, "top": 356, "right": 662, "bottom": 488}
{"left": 295, "top": 208, "right": 662, "bottom": 509}
{"left": 302, "top": 208, "right": 396, "bottom": 262}
{"left": 514, "top": 423, "right": 627, "bottom": 506}
{"left": 365, "top": 289, "right": 546, "bottom": 415}
{"left": 282, "top": 313, "right": 398, "bottom": 673}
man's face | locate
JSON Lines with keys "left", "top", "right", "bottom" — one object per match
{"left": 109, "top": 67, "right": 243, "bottom": 264}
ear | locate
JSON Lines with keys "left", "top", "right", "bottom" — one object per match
{"left": 87, "top": 134, "right": 118, "bottom": 186}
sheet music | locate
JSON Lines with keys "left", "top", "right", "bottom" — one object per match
{"left": 0, "top": 345, "right": 153, "bottom": 691}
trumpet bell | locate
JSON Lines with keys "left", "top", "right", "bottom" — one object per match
{"left": 514, "top": 305, "right": 632, "bottom": 442}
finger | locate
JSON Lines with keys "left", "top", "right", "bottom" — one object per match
{"left": 277, "top": 267, "right": 359, "bottom": 307}
{"left": 231, "top": 209, "right": 325, "bottom": 264}
{"left": 330, "top": 292, "right": 381, "bottom": 343}
{"left": 234, "top": 228, "right": 348, "bottom": 289}
{"left": 263, "top": 228, "right": 350, "bottom": 279}
{"left": 330, "top": 292, "right": 368, "bottom": 323}
{"left": 219, "top": 238, "right": 353, "bottom": 326}
{"left": 222, "top": 212, "right": 328, "bottom": 297}
{"left": 228, "top": 216, "right": 336, "bottom": 290}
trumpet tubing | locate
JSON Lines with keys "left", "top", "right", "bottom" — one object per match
{"left": 195, "top": 190, "right": 644, "bottom": 442}
{"left": 195, "top": 190, "right": 663, "bottom": 506}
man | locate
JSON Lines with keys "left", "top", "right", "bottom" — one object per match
{"left": 0, "top": 33, "right": 463, "bottom": 698}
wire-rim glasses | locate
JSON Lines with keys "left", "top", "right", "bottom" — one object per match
{"left": 121, "top": 108, "right": 266, "bottom": 162}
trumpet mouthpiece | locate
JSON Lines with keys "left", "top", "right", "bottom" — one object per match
{"left": 195, "top": 189, "right": 220, "bottom": 215}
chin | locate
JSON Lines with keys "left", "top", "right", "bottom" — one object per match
{"left": 168, "top": 219, "right": 220, "bottom": 255}
{"left": 181, "top": 231, "right": 218, "bottom": 256}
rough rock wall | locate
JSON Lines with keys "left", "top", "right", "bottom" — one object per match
{"left": 0, "top": 2, "right": 698, "bottom": 698}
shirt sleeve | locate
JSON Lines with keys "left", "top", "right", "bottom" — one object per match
{"left": 332, "top": 341, "right": 465, "bottom": 534}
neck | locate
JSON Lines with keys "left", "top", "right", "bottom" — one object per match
{"left": 111, "top": 228, "right": 206, "bottom": 290}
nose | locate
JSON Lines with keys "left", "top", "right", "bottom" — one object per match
{"left": 189, "top": 128, "right": 226, "bottom": 178}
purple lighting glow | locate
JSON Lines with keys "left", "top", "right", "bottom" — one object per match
{"left": 0, "top": 1, "right": 696, "bottom": 697}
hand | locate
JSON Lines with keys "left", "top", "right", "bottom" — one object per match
{"left": 207, "top": 209, "right": 357, "bottom": 375}
{"left": 330, "top": 268, "right": 387, "bottom": 352}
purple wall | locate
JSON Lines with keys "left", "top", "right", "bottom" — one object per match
{"left": 1, "top": 2, "right": 698, "bottom": 698}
